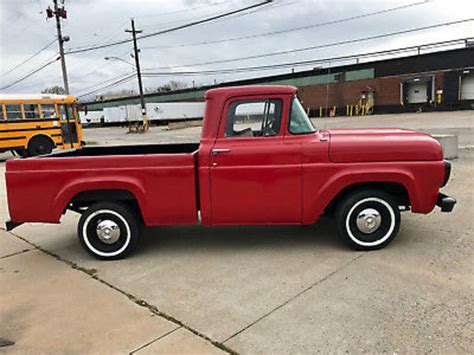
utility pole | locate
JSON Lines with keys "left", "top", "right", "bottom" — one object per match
{"left": 47, "top": 0, "right": 70, "bottom": 94}
{"left": 125, "top": 19, "right": 148, "bottom": 132}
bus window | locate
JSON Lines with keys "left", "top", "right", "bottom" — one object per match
{"left": 41, "top": 104, "right": 57, "bottom": 119}
{"left": 24, "top": 103, "right": 40, "bottom": 119}
{"left": 58, "top": 104, "right": 73, "bottom": 120}
{"left": 5, "top": 104, "right": 23, "bottom": 120}
{"left": 0, "top": 105, "right": 4, "bottom": 120}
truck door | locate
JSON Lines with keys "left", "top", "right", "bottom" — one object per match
{"left": 209, "top": 96, "right": 302, "bottom": 224}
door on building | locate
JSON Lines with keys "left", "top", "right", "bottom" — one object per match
{"left": 460, "top": 73, "right": 474, "bottom": 100}
{"left": 407, "top": 81, "right": 428, "bottom": 104}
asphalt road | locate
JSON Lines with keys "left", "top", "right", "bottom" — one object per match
{"left": 0, "top": 111, "right": 473, "bottom": 353}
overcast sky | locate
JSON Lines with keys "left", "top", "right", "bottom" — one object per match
{"left": 0, "top": 0, "right": 473, "bottom": 99}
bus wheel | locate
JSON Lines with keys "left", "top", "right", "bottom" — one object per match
{"left": 27, "top": 136, "right": 54, "bottom": 156}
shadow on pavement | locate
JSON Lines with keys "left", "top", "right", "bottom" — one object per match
{"left": 136, "top": 217, "right": 342, "bottom": 255}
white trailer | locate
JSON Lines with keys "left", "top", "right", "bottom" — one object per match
{"left": 79, "top": 110, "right": 104, "bottom": 126}
{"left": 103, "top": 105, "right": 142, "bottom": 123}
{"left": 146, "top": 102, "right": 205, "bottom": 121}
{"left": 81, "top": 102, "right": 206, "bottom": 126}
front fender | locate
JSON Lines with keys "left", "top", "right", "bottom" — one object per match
{"left": 303, "top": 167, "right": 416, "bottom": 224}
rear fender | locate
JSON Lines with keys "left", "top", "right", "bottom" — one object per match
{"left": 52, "top": 177, "right": 147, "bottom": 221}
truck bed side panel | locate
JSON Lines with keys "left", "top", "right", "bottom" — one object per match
{"left": 6, "top": 153, "right": 198, "bottom": 226}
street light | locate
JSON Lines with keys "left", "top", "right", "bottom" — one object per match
{"left": 104, "top": 52, "right": 149, "bottom": 132}
{"left": 104, "top": 56, "right": 135, "bottom": 67}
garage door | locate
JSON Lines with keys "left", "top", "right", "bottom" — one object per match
{"left": 461, "top": 74, "right": 474, "bottom": 100}
{"left": 407, "top": 82, "right": 428, "bottom": 104}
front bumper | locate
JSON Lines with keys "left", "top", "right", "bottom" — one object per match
{"left": 442, "top": 160, "right": 451, "bottom": 187}
{"left": 436, "top": 193, "right": 456, "bottom": 212}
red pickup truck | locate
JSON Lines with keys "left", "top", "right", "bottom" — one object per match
{"left": 5, "top": 86, "right": 455, "bottom": 259}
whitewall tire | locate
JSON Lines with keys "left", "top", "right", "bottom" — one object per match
{"left": 78, "top": 202, "right": 139, "bottom": 260}
{"left": 336, "top": 190, "right": 401, "bottom": 250}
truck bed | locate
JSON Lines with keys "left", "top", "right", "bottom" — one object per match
{"left": 44, "top": 143, "right": 200, "bottom": 157}
{"left": 6, "top": 143, "right": 200, "bottom": 226}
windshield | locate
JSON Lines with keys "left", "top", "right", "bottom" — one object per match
{"left": 289, "top": 97, "right": 316, "bottom": 134}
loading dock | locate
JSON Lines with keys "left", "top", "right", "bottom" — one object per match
{"left": 460, "top": 70, "right": 474, "bottom": 100}
{"left": 403, "top": 76, "right": 434, "bottom": 105}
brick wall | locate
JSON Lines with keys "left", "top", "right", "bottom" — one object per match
{"left": 297, "top": 71, "right": 445, "bottom": 111}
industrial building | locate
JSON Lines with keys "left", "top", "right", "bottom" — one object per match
{"left": 85, "top": 46, "right": 474, "bottom": 117}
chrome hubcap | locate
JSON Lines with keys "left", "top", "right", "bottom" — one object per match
{"left": 96, "top": 220, "right": 120, "bottom": 244}
{"left": 356, "top": 208, "right": 382, "bottom": 234}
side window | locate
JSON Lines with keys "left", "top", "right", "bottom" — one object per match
{"left": 41, "top": 104, "right": 57, "bottom": 119}
{"left": 24, "top": 103, "right": 40, "bottom": 119}
{"left": 5, "top": 104, "right": 23, "bottom": 120}
{"left": 0, "top": 105, "right": 4, "bottom": 120}
{"left": 225, "top": 99, "right": 282, "bottom": 138}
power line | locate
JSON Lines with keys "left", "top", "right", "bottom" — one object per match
{"left": 135, "top": 1, "right": 228, "bottom": 18}
{"left": 141, "top": 38, "right": 470, "bottom": 77}
{"left": 143, "top": 18, "right": 474, "bottom": 70}
{"left": 74, "top": 71, "right": 136, "bottom": 94}
{"left": 76, "top": 74, "right": 137, "bottom": 98}
{"left": 0, "top": 56, "right": 60, "bottom": 91}
{"left": 0, "top": 38, "right": 56, "bottom": 77}
{"left": 65, "top": 0, "right": 274, "bottom": 55}
{"left": 141, "top": 0, "right": 430, "bottom": 50}
{"left": 69, "top": 19, "right": 130, "bottom": 54}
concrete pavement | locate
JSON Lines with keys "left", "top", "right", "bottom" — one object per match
{"left": 0, "top": 230, "right": 227, "bottom": 354}
{"left": 1, "top": 150, "right": 472, "bottom": 353}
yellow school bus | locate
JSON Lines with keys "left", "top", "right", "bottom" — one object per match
{"left": 0, "top": 94, "right": 83, "bottom": 156}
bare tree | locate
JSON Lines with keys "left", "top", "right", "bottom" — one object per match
{"left": 42, "top": 86, "right": 67, "bottom": 95}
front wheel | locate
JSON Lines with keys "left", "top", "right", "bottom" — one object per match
{"left": 78, "top": 202, "right": 140, "bottom": 260}
{"left": 335, "top": 190, "right": 401, "bottom": 251}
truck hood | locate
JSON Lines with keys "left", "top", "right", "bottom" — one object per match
{"left": 327, "top": 128, "right": 443, "bottom": 163}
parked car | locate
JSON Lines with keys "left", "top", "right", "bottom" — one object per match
{"left": 5, "top": 86, "right": 456, "bottom": 259}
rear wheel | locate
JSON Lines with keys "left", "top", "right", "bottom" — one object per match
{"left": 335, "top": 189, "right": 401, "bottom": 250}
{"left": 78, "top": 202, "right": 140, "bottom": 260}
{"left": 27, "top": 136, "right": 54, "bottom": 156}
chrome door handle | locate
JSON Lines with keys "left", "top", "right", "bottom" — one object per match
{"left": 211, "top": 148, "right": 231, "bottom": 155}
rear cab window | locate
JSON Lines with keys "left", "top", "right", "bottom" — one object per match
{"left": 225, "top": 99, "right": 283, "bottom": 138}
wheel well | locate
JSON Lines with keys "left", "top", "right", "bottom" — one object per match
{"left": 325, "top": 182, "right": 410, "bottom": 216}
{"left": 69, "top": 189, "right": 143, "bottom": 221}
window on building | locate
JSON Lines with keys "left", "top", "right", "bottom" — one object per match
{"left": 5, "top": 104, "right": 23, "bottom": 120}
{"left": 24, "top": 103, "right": 41, "bottom": 119}
{"left": 225, "top": 99, "right": 283, "bottom": 138}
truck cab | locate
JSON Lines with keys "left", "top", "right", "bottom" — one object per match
{"left": 198, "top": 86, "right": 317, "bottom": 225}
